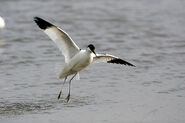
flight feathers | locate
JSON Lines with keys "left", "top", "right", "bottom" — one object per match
{"left": 34, "top": 17, "right": 53, "bottom": 30}
{"left": 107, "top": 58, "right": 136, "bottom": 67}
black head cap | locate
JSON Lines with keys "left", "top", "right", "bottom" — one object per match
{"left": 88, "top": 44, "right": 96, "bottom": 56}
{"left": 88, "top": 44, "right": 95, "bottom": 51}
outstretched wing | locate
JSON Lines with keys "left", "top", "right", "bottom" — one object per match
{"left": 93, "top": 53, "right": 135, "bottom": 67}
{"left": 34, "top": 17, "right": 80, "bottom": 63}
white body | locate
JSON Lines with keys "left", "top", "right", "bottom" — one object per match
{"left": 59, "top": 50, "right": 93, "bottom": 78}
{"left": 0, "top": 16, "right": 5, "bottom": 29}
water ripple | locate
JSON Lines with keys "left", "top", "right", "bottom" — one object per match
{"left": 0, "top": 101, "right": 54, "bottom": 116}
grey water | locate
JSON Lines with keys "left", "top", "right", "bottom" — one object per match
{"left": 0, "top": 0, "right": 185, "bottom": 122}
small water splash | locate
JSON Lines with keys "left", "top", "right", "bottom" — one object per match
{"left": 0, "top": 95, "right": 95, "bottom": 116}
{"left": 0, "top": 100, "right": 54, "bottom": 116}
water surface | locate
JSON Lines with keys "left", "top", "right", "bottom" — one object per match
{"left": 0, "top": 0, "right": 185, "bottom": 122}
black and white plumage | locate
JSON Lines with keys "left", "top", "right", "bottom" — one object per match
{"left": 34, "top": 17, "right": 80, "bottom": 63}
{"left": 34, "top": 17, "right": 135, "bottom": 102}
{"left": 93, "top": 53, "right": 135, "bottom": 66}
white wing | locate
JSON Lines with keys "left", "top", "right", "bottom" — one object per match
{"left": 34, "top": 17, "right": 80, "bottom": 63}
{"left": 93, "top": 53, "right": 135, "bottom": 67}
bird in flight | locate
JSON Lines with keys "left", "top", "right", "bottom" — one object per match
{"left": 34, "top": 17, "right": 135, "bottom": 102}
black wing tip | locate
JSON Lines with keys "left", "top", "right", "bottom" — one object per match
{"left": 34, "top": 17, "right": 53, "bottom": 30}
{"left": 107, "top": 58, "right": 136, "bottom": 67}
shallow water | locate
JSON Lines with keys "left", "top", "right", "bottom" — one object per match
{"left": 0, "top": 0, "right": 185, "bottom": 122}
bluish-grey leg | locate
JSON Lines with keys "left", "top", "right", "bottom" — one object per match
{"left": 66, "top": 73, "right": 77, "bottom": 102}
{"left": 58, "top": 76, "right": 68, "bottom": 100}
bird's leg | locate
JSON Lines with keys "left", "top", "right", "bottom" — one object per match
{"left": 58, "top": 76, "right": 68, "bottom": 100}
{"left": 63, "top": 76, "right": 68, "bottom": 85}
{"left": 66, "top": 73, "right": 77, "bottom": 102}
